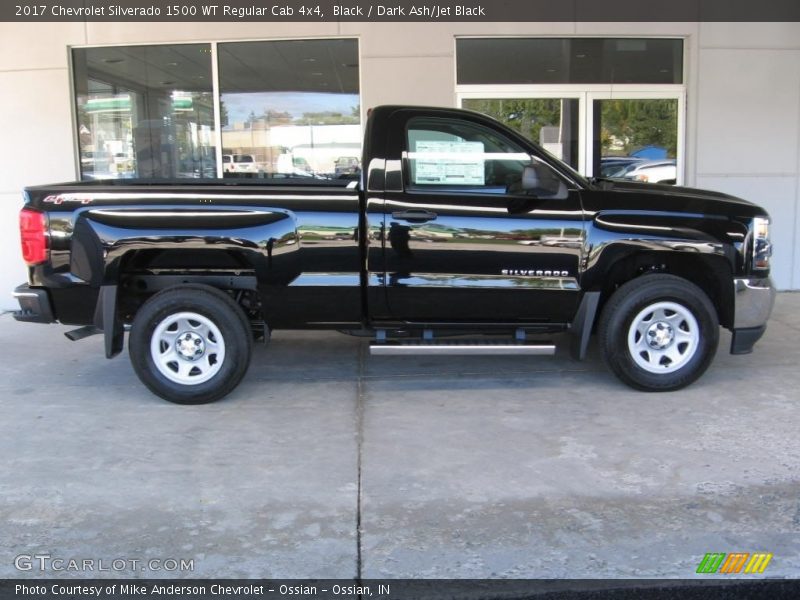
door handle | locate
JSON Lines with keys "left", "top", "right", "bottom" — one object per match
{"left": 391, "top": 209, "right": 438, "bottom": 223}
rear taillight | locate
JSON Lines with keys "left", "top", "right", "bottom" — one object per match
{"left": 19, "top": 208, "right": 48, "bottom": 265}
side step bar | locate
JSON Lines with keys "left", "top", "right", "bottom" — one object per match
{"left": 370, "top": 342, "right": 556, "bottom": 356}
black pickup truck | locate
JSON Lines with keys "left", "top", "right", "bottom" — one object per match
{"left": 15, "top": 105, "right": 775, "bottom": 403}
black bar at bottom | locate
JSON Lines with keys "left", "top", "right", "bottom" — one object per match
{"left": 2, "top": 579, "right": 800, "bottom": 600}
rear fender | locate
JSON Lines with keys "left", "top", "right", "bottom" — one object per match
{"left": 71, "top": 207, "right": 298, "bottom": 357}
{"left": 70, "top": 206, "right": 299, "bottom": 285}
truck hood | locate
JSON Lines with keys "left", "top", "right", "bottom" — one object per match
{"left": 587, "top": 179, "right": 768, "bottom": 220}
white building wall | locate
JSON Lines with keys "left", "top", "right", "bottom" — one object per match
{"left": 694, "top": 23, "right": 800, "bottom": 290}
{"left": 0, "top": 20, "right": 798, "bottom": 309}
{"left": 0, "top": 23, "right": 87, "bottom": 309}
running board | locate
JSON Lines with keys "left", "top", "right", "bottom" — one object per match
{"left": 370, "top": 342, "right": 556, "bottom": 356}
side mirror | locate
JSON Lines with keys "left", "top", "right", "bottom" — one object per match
{"left": 519, "top": 163, "right": 568, "bottom": 199}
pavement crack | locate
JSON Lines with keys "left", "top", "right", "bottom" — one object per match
{"left": 355, "top": 340, "right": 366, "bottom": 581}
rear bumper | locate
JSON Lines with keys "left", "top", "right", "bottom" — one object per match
{"left": 12, "top": 284, "right": 54, "bottom": 323}
{"left": 730, "top": 277, "right": 775, "bottom": 354}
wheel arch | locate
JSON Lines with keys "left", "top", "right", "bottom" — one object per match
{"left": 97, "top": 251, "right": 266, "bottom": 361}
{"left": 113, "top": 249, "right": 265, "bottom": 323}
{"left": 589, "top": 250, "right": 734, "bottom": 330}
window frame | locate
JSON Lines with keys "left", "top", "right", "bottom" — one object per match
{"left": 69, "top": 36, "right": 363, "bottom": 181}
{"left": 455, "top": 36, "right": 688, "bottom": 184}
{"left": 457, "top": 87, "right": 686, "bottom": 184}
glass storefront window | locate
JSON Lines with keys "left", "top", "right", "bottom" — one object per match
{"left": 72, "top": 44, "right": 216, "bottom": 180}
{"left": 462, "top": 98, "right": 580, "bottom": 171}
{"left": 594, "top": 98, "right": 679, "bottom": 183}
{"left": 457, "top": 38, "right": 683, "bottom": 85}
{"left": 458, "top": 38, "right": 685, "bottom": 184}
{"left": 217, "top": 39, "right": 361, "bottom": 180}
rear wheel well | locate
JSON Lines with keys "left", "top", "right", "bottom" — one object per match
{"left": 597, "top": 252, "right": 734, "bottom": 329}
{"left": 115, "top": 249, "right": 264, "bottom": 330}
{"left": 120, "top": 248, "right": 252, "bottom": 271}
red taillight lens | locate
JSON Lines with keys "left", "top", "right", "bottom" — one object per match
{"left": 19, "top": 208, "right": 48, "bottom": 265}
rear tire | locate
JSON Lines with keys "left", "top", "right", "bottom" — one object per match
{"left": 597, "top": 274, "right": 719, "bottom": 391}
{"left": 129, "top": 285, "right": 253, "bottom": 404}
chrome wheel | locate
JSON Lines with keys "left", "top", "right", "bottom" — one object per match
{"left": 627, "top": 301, "right": 699, "bottom": 374}
{"left": 150, "top": 311, "right": 225, "bottom": 385}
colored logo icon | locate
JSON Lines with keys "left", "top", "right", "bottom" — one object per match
{"left": 696, "top": 552, "right": 773, "bottom": 574}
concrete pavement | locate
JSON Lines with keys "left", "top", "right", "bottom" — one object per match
{"left": 1, "top": 293, "right": 799, "bottom": 578}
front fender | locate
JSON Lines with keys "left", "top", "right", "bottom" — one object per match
{"left": 582, "top": 215, "right": 738, "bottom": 328}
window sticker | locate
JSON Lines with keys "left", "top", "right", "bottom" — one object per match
{"left": 411, "top": 140, "right": 485, "bottom": 185}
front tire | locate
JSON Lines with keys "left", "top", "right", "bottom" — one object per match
{"left": 597, "top": 274, "right": 719, "bottom": 391}
{"left": 129, "top": 285, "right": 253, "bottom": 404}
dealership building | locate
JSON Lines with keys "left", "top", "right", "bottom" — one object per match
{"left": 1, "top": 18, "right": 799, "bottom": 307}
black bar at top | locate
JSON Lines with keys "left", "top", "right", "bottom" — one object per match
{"left": 1, "top": 0, "right": 799, "bottom": 22}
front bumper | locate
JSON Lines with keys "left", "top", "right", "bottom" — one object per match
{"left": 730, "top": 277, "right": 775, "bottom": 354}
{"left": 12, "top": 284, "right": 54, "bottom": 323}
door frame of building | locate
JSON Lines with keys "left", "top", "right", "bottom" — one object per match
{"left": 457, "top": 85, "right": 686, "bottom": 185}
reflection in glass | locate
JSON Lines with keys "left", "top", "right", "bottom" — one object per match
{"left": 72, "top": 44, "right": 216, "bottom": 180}
{"left": 463, "top": 98, "right": 580, "bottom": 170}
{"left": 594, "top": 99, "right": 678, "bottom": 184}
{"left": 218, "top": 39, "right": 361, "bottom": 181}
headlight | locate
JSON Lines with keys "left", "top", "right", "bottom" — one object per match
{"left": 752, "top": 216, "right": 772, "bottom": 271}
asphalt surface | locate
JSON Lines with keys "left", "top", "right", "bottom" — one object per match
{"left": 0, "top": 293, "right": 798, "bottom": 579}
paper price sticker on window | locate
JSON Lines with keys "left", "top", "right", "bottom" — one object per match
{"left": 412, "top": 140, "right": 485, "bottom": 185}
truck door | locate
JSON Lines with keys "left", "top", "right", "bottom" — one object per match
{"left": 382, "top": 111, "right": 584, "bottom": 323}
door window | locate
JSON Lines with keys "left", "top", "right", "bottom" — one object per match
{"left": 405, "top": 117, "right": 534, "bottom": 194}
{"left": 593, "top": 98, "right": 679, "bottom": 183}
